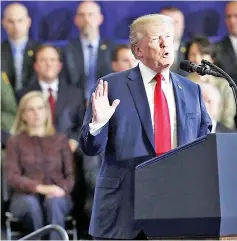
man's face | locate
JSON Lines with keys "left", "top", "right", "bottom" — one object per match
{"left": 34, "top": 47, "right": 62, "bottom": 82}
{"left": 160, "top": 10, "right": 184, "bottom": 42}
{"left": 112, "top": 48, "right": 138, "bottom": 72}
{"left": 74, "top": 2, "right": 103, "bottom": 36}
{"left": 135, "top": 23, "right": 175, "bottom": 71}
{"left": 225, "top": 2, "right": 237, "bottom": 37}
{"left": 3, "top": 5, "right": 31, "bottom": 40}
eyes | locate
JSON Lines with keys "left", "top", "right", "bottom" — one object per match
{"left": 149, "top": 34, "right": 171, "bottom": 43}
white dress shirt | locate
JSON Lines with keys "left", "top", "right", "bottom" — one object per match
{"left": 90, "top": 62, "right": 177, "bottom": 149}
{"left": 80, "top": 36, "right": 100, "bottom": 75}
{"left": 229, "top": 35, "right": 237, "bottom": 58}
{"left": 39, "top": 80, "right": 59, "bottom": 100}
{"left": 139, "top": 62, "right": 177, "bottom": 148}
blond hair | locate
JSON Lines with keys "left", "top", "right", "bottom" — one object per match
{"left": 129, "top": 14, "right": 174, "bottom": 58}
{"left": 11, "top": 91, "right": 55, "bottom": 136}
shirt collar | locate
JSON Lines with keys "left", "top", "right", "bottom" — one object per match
{"left": 9, "top": 39, "right": 28, "bottom": 53}
{"left": 39, "top": 79, "right": 59, "bottom": 92}
{"left": 229, "top": 35, "right": 237, "bottom": 42}
{"left": 138, "top": 61, "right": 170, "bottom": 85}
{"left": 80, "top": 36, "right": 100, "bottom": 50}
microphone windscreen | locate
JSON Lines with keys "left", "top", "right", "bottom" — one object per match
{"left": 179, "top": 60, "right": 192, "bottom": 72}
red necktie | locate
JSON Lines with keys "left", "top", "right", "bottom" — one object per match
{"left": 154, "top": 74, "right": 171, "bottom": 156}
{"left": 48, "top": 88, "right": 56, "bottom": 123}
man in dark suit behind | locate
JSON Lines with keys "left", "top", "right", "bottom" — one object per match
{"left": 80, "top": 14, "right": 212, "bottom": 240}
{"left": 215, "top": 1, "right": 237, "bottom": 85}
{"left": 160, "top": 7, "right": 187, "bottom": 77}
{"left": 63, "top": 1, "right": 114, "bottom": 103}
{"left": 1, "top": 3, "right": 39, "bottom": 92}
{"left": 17, "top": 44, "right": 85, "bottom": 154}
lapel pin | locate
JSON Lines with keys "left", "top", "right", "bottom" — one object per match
{"left": 27, "top": 50, "right": 34, "bottom": 56}
{"left": 2, "top": 72, "right": 10, "bottom": 85}
{"left": 100, "top": 44, "right": 107, "bottom": 50}
{"left": 178, "top": 85, "right": 182, "bottom": 89}
{"left": 180, "top": 46, "right": 186, "bottom": 53}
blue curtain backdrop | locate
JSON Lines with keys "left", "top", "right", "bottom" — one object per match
{"left": 1, "top": 1, "right": 228, "bottom": 45}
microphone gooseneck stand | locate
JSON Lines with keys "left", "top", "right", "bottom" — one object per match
{"left": 201, "top": 59, "right": 237, "bottom": 115}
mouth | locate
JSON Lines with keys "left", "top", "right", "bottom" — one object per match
{"left": 162, "top": 51, "right": 169, "bottom": 58}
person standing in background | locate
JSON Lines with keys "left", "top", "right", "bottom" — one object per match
{"left": 160, "top": 7, "right": 187, "bottom": 76}
{"left": 1, "top": 3, "right": 40, "bottom": 92}
{"left": 63, "top": 1, "right": 114, "bottom": 103}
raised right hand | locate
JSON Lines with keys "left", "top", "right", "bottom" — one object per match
{"left": 91, "top": 80, "right": 120, "bottom": 125}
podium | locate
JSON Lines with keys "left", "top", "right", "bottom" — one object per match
{"left": 134, "top": 133, "right": 237, "bottom": 238}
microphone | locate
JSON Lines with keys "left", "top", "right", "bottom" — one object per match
{"left": 180, "top": 60, "right": 224, "bottom": 77}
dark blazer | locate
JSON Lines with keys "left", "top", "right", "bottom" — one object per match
{"left": 17, "top": 79, "right": 85, "bottom": 142}
{"left": 79, "top": 66, "right": 212, "bottom": 239}
{"left": 1, "top": 40, "right": 40, "bottom": 90}
{"left": 215, "top": 36, "right": 237, "bottom": 85}
{"left": 63, "top": 38, "right": 114, "bottom": 98}
{"left": 5, "top": 133, "right": 74, "bottom": 194}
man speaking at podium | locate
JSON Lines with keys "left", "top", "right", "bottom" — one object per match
{"left": 80, "top": 14, "right": 212, "bottom": 240}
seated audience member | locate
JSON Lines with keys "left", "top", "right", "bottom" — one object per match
{"left": 1, "top": 3, "right": 39, "bottom": 91}
{"left": 112, "top": 44, "right": 138, "bottom": 72}
{"left": 63, "top": 1, "right": 113, "bottom": 103}
{"left": 215, "top": 1, "right": 237, "bottom": 85}
{"left": 160, "top": 7, "right": 187, "bottom": 76}
{"left": 17, "top": 44, "right": 85, "bottom": 154}
{"left": 186, "top": 36, "right": 236, "bottom": 130}
{"left": 200, "top": 83, "right": 234, "bottom": 133}
{"left": 5, "top": 91, "right": 74, "bottom": 240}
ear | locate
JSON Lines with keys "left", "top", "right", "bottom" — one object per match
{"left": 27, "top": 16, "right": 32, "bottom": 28}
{"left": 133, "top": 44, "right": 143, "bottom": 59}
{"left": 74, "top": 14, "right": 79, "bottom": 28}
{"left": 98, "top": 13, "right": 104, "bottom": 26}
{"left": 2, "top": 18, "right": 7, "bottom": 30}
{"left": 33, "top": 62, "right": 38, "bottom": 72}
{"left": 58, "top": 61, "right": 63, "bottom": 72}
{"left": 112, "top": 61, "right": 117, "bottom": 72}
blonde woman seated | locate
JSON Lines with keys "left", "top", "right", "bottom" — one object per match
{"left": 5, "top": 91, "right": 74, "bottom": 240}
{"left": 186, "top": 36, "right": 236, "bottom": 130}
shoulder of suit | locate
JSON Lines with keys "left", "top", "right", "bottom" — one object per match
{"left": 27, "top": 39, "right": 40, "bottom": 49}
{"left": 172, "top": 72, "right": 199, "bottom": 88}
{"left": 64, "top": 39, "right": 81, "bottom": 49}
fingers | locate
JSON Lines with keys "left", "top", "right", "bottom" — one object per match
{"left": 95, "top": 80, "right": 103, "bottom": 99}
{"left": 111, "top": 99, "right": 120, "bottom": 110}
{"left": 103, "top": 81, "right": 108, "bottom": 97}
{"left": 94, "top": 80, "right": 109, "bottom": 99}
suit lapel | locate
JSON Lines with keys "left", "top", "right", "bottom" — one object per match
{"left": 97, "top": 39, "right": 108, "bottom": 76}
{"left": 55, "top": 81, "right": 66, "bottom": 121}
{"left": 170, "top": 72, "right": 186, "bottom": 146}
{"left": 5, "top": 41, "right": 16, "bottom": 86}
{"left": 127, "top": 66, "right": 155, "bottom": 151}
{"left": 22, "top": 40, "right": 35, "bottom": 86}
{"left": 225, "top": 37, "right": 237, "bottom": 63}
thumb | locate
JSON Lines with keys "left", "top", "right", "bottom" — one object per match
{"left": 111, "top": 99, "right": 120, "bottom": 110}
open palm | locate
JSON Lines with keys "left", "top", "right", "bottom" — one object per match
{"left": 92, "top": 80, "right": 120, "bottom": 124}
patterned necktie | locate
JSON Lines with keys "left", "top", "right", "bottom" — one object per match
{"left": 14, "top": 47, "right": 24, "bottom": 90}
{"left": 86, "top": 44, "right": 97, "bottom": 100}
{"left": 154, "top": 74, "right": 171, "bottom": 156}
{"left": 48, "top": 88, "right": 56, "bottom": 123}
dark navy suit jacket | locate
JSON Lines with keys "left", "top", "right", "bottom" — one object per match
{"left": 79, "top": 66, "right": 212, "bottom": 239}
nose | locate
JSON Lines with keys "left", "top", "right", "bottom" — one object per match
{"left": 159, "top": 36, "right": 167, "bottom": 48}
